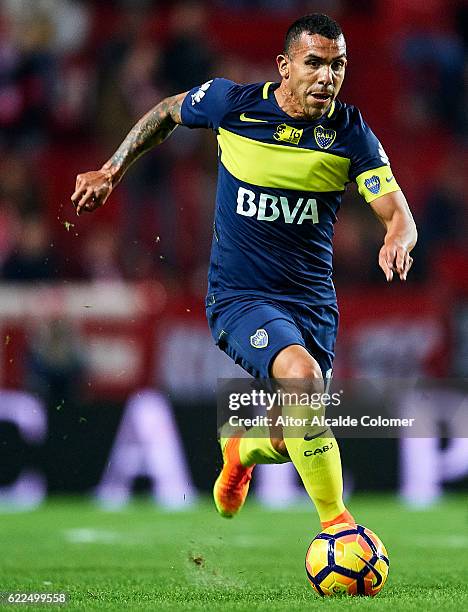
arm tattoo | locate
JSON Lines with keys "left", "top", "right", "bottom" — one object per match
{"left": 102, "top": 92, "right": 186, "bottom": 184}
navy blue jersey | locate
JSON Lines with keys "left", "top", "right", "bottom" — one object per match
{"left": 181, "top": 79, "right": 400, "bottom": 305}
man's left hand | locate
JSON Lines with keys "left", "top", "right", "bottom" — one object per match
{"left": 378, "top": 241, "right": 413, "bottom": 282}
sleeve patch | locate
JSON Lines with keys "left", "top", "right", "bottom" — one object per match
{"left": 355, "top": 165, "right": 400, "bottom": 203}
{"left": 190, "top": 80, "right": 213, "bottom": 106}
{"left": 181, "top": 78, "right": 237, "bottom": 130}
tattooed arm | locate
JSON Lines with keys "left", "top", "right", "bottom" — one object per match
{"left": 71, "top": 92, "right": 187, "bottom": 215}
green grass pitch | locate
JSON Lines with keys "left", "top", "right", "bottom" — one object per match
{"left": 0, "top": 494, "right": 466, "bottom": 611}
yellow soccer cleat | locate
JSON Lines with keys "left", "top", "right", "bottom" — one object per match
{"left": 213, "top": 425, "right": 255, "bottom": 518}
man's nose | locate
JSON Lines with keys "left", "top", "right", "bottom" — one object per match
{"left": 317, "top": 64, "right": 333, "bottom": 85}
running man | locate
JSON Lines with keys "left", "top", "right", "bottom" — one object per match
{"left": 71, "top": 14, "right": 417, "bottom": 528}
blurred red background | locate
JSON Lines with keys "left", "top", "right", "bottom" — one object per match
{"left": 0, "top": 0, "right": 466, "bottom": 395}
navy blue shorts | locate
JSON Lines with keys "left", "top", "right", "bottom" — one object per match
{"left": 206, "top": 294, "right": 338, "bottom": 379}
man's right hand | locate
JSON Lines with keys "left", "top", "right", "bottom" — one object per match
{"left": 71, "top": 169, "right": 113, "bottom": 216}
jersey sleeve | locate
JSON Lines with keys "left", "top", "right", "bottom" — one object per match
{"left": 348, "top": 110, "right": 400, "bottom": 203}
{"left": 181, "top": 78, "right": 238, "bottom": 130}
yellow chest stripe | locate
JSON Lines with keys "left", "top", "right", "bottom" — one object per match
{"left": 217, "top": 127, "right": 350, "bottom": 192}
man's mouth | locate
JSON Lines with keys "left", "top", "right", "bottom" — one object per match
{"left": 310, "top": 92, "right": 332, "bottom": 102}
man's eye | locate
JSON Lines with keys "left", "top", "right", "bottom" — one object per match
{"left": 332, "top": 62, "right": 344, "bottom": 70}
{"left": 306, "top": 61, "right": 320, "bottom": 68}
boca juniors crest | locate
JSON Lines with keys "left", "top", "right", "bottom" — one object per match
{"left": 314, "top": 125, "right": 336, "bottom": 149}
{"left": 250, "top": 329, "right": 269, "bottom": 349}
{"left": 364, "top": 175, "right": 381, "bottom": 195}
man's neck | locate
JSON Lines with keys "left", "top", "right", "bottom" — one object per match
{"left": 274, "top": 81, "right": 329, "bottom": 121}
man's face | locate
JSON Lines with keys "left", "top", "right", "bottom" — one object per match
{"left": 277, "top": 32, "right": 347, "bottom": 119}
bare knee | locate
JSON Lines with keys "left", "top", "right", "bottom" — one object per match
{"left": 284, "top": 360, "right": 321, "bottom": 379}
{"left": 271, "top": 344, "right": 323, "bottom": 389}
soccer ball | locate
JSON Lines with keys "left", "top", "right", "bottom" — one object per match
{"left": 305, "top": 523, "right": 389, "bottom": 597}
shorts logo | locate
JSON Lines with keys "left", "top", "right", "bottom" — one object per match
{"left": 273, "top": 123, "right": 303, "bottom": 145}
{"left": 191, "top": 80, "right": 213, "bottom": 105}
{"left": 250, "top": 329, "right": 269, "bottom": 349}
{"left": 364, "top": 175, "right": 381, "bottom": 195}
{"left": 314, "top": 125, "right": 336, "bottom": 149}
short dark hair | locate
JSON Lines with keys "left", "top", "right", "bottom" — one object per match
{"left": 284, "top": 14, "right": 343, "bottom": 54}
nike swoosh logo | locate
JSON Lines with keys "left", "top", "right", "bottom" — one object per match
{"left": 303, "top": 428, "right": 329, "bottom": 441}
{"left": 354, "top": 554, "right": 383, "bottom": 587}
{"left": 239, "top": 113, "right": 268, "bottom": 123}
{"left": 386, "top": 176, "right": 394, "bottom": 182}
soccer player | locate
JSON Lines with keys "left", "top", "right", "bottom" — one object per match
{"left": 71, "top": 14, "right": 417, "bottom": 528}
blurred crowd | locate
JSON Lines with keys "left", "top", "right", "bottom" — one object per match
{"left": 0, "top": 0, "right": 466, "bottom": 295}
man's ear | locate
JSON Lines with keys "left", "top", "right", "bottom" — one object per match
{"left": 276, "top": 53, "right": 290, "bottom": 79}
